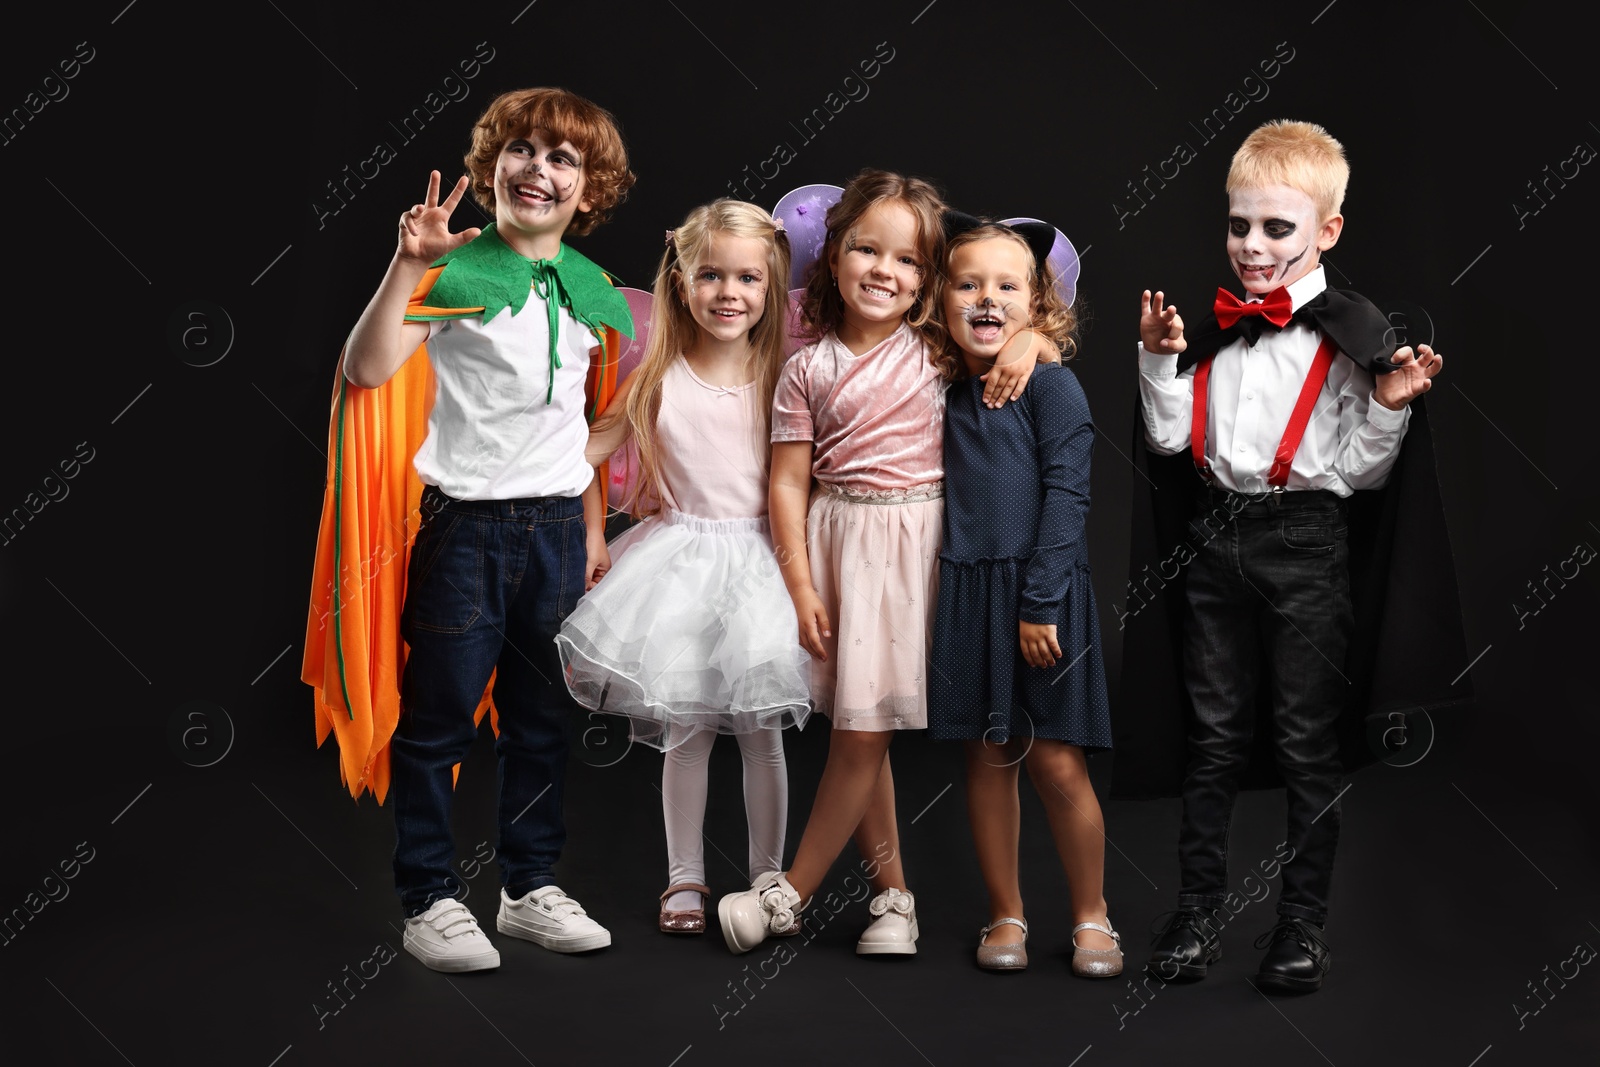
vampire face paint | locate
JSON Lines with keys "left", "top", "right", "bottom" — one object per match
{"left": 492, "top": 129, "right": 591, "bottom": 258}
{"left": 1226, "top": 184, "right": 1330, "bottom": 295}
{"left": 943, "top": 237, "right": 1035, "bottom": 376}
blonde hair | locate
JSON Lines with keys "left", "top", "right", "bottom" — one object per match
{"left": 933, "top": 224, "right": 1077, "bottom": 381}
{"left": 796, "top": 169, "right": 947, "bottom": 342}
{"left": 1226, "top": 119, "right": 1349, "bottom": 222}
{"left": 598, "top": 199, "right": 792, "bottom": 517}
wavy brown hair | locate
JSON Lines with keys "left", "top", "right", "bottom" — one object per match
{"left": 591, "top": 200, "right": 792, "bottom": 518}
{"left": 463, "top": 87, "right": 636, "bottom": 237}
{"left": 934, "top": 224, "right": 1078, "bottom": 381}
{"left": 795, "top": 169, "right": 947, "bottom": 343}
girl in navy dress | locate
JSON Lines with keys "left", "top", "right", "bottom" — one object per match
{"left": 928, "top": 218, "right": 1119, "bottom": 976}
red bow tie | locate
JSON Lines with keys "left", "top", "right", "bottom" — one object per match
{"left": 1214, "top": 286, "right": 1294, "bottom": 330}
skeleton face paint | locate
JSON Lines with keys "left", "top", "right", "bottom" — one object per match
{"left": 1226, "top": 184, "right": 1326, "bottom": 296}
{"left": 943, "top": 237, "right": 1035, "bottom": 375}
{"left": 492, "top": 129, "right": 591, "bottom": 257}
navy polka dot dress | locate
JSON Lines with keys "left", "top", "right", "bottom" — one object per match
{"left": 928, "top": 364, "right": 1112, "bottom": 749}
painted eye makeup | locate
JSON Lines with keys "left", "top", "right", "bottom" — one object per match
{"left": 1229, "top": 217, "right": 1250, "bottom": 237}
{"left": 1264, "top": 219, "right": 1297, "bottom": 238}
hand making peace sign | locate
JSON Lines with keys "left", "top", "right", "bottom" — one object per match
{"left": 397, "top": 171, "right": 482, "bottom": 266}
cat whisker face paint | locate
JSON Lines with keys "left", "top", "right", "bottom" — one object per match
{"left": 959, "top": 296, "right": 1025, "bottom": 343}
{"left": 944, "top": 236, "right": 1035, "bottom": 365}
{"left": 1226, "top": 184, "right": 1336, "bottom": 295}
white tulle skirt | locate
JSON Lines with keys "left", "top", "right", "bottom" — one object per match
{"left": 555, "top": 510, "right": 812, "bottom": 751}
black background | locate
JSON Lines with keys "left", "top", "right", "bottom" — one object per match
{"left": 2, "top": 1, "right": 1596, "bottom": 1064}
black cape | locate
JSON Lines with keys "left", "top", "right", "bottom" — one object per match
{"left": 1110, "top": 287, "right": 1472, "bottom": 799}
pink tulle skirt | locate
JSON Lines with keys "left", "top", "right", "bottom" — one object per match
{"left": 805, "top": 482, "right": 943, "bottom": 731}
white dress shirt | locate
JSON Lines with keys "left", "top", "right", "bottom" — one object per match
{"left": 1137, "top": 266, "right": 1409, "bottom": 497}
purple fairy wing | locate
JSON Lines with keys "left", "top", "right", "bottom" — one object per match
{"left": 1000, "top": 218, "right": 1080, "bottom": 307}
{"left": 607, "top": 287, "right": 654, "bottom": 512}
{"left": 785, "top": 289, "right": 811, "bottom": 356}
{"left": 772, "top": 184, "right": 844, "bottom": 291}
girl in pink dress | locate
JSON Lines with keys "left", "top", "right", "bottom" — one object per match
{"left": 557, "top": 200, "right": 809, "bottom": 935}
{"left": 717, "top": 171, "right": 1042, "bottom": 956}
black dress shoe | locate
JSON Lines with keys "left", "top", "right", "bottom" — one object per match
{"left": 1145, "top": 906, "right": 1222, "bottom": 981}
{"left": 1253, "top": 917, "right": 1331, "bottom": 994}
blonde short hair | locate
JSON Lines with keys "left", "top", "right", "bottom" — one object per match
{"left": 1226, "top": 120, "right": 1349, "bottom": 221}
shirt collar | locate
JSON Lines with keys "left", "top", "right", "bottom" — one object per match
{"left": 1283, "top": 265, "right": 1327, "bottom": 313}
{"left": 1244, "top": 264, "right": 1327, "bottom": 312}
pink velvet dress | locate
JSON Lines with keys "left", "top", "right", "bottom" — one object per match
{"left": 771, "top": 322, "right": 945, "bottom": 731}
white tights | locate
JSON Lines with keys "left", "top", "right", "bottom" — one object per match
{"left": 661, "top": 727, "right": 787, "bottom": 910}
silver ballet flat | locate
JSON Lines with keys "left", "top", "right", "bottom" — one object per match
{"left": 1071, "top": 920, "right": 1123, "bottom": 977}
{"left": 976, "top": 917, "right": 1028, "bottom": 972}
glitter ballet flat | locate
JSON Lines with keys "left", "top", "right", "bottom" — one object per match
{"left": 658, "top": 883, "right": 711, "bottom": 935}
{"left": 1071, "top": 920, "right": 1123, "bottom": 977}
{"left": 976, "top": 917, "right": 1028, "bottom": 972}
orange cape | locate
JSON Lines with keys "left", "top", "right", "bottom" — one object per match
{"left": 300, "top": 266, "right": 620, "bottom": 802}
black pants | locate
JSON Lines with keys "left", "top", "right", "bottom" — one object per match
{"left": 1176, "top": 488, "right": 1351, "bottom": 926}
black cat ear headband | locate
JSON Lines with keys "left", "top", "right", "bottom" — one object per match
{"left": 941, "top": 210, "right": 1080, "bottom": 306}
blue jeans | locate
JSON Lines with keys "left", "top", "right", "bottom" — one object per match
{"left": 1176, "top": 488, "right": 1351, "bottom": 926}
{"left": 391, "top": 485, "right": 586, "bottom": 917}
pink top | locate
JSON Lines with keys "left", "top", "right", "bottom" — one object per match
{"left": 655, "top": 358, "right": 770, "bottom": 520}
{"left": 770, "top": 323, "right": 945, "bottom": 492}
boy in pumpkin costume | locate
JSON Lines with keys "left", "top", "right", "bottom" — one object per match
{"left": 302, "top": 88, "right": 635, "bottom": 972}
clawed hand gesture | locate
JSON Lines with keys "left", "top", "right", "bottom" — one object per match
{"left": 398, "top": 171, "right": 482, "bottom": 265}
{"left": 1139, "top": 290, "right": 1187, "bottom": 355}
{"left": 1374, "top": 344, "right": 1443, "bottom": 410}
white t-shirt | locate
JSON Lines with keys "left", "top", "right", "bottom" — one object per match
{"left": 411, "top": 301, "right": 596, "bottom": 500}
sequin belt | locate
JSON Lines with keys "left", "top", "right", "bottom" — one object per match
{"left": 817, "top": 481, "right": 945, "bottom": 505}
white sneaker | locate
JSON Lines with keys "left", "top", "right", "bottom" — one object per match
{"left": 717, "top": 873, "right": 802, "bottom": 954}
{"left": 857, "top": 888, "right": 918, "bottom": 956}
{"left": 403, "top": 898, "right": 501, "bottom": 972}
{"left": 496, "top": 886, "right": 612, "bottom": 953}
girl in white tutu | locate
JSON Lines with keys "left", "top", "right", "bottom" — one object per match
{"left": 556, "top": 199, "right": 810, "bottom": 935}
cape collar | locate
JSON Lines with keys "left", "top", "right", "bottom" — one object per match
{"left": 410, "top": 223, "right": 635, "bottom": 339}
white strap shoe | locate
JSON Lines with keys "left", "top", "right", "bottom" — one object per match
{"left": 496, "top": 886, "right": 612, "bottom": 953}
{"left": 403, "top": 898, "right": 501, "bottom": 973}
{"left": 717, "top": 873, "right": 802, "bottom": 954}
{"left": 857, "top": 888, "right": 918, "bottom": 956}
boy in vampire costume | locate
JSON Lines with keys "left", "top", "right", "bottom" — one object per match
{"left": 1116, "top": 120, "right": 1469, "bottom": 994}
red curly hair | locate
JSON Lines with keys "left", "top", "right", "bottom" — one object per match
{"left": 464, "top": 87, "right": 636, "bottom": 237}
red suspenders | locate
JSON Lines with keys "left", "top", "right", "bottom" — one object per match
{"left": 1191, "top": 334, "right": 1338, "bottom": 488}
